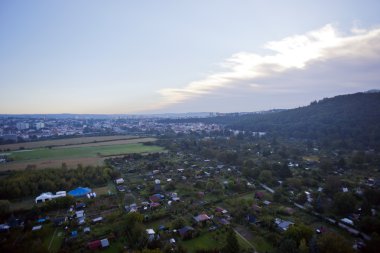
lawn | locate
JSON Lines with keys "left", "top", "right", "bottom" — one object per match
{"left": 10, "top": 198, "right": 35, "bottom": 211}
{"left": 251, "top": 235, "right": 275, "bottom": 253}
{"left": 0, "top": 135, "right": 146, "bottom": 151}
{"left": 181, "top": 230, "right": 253, "bottom": 253}
{"left": 9, "top": 143, "right": 164, "bottom": 161}
{"left": 47, "top": 229, "right": 65, "bottom": 253}
{"left": 181, "top": 232, "right": 224, "bottom": 252}
{"left": 93, "top": 183, "right": 117, "bottom": 196}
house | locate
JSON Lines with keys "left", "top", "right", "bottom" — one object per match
{"left": 150, "top": 202, "right": 160, "bottom": 208}
{"left": 171, "top": 192, "right": 180, "bottom": 202}
{"left": 125, "top": 203, "right": 138, "bottom": 212}
{"left": 75, "top": 210, "right": 85, "bottom": 218}
{"left": 340, "top": 218, "right": 354, "bottom": 226}
{"left": 0, "top": 224, "right": 10, "bottom": 232}
{"left": 255, "top": 191, "right": 265, "bottom": 200}
{"left": 275, "top": 218, "right": 294, "bottom": 232}
{"left": 219, "top": 218, "right": 230, "bottom": 225}
{"left": 78, "top": 217, "right": 85, "bottom": 225}
{"left": 117, "top": 185, "right": 126, "bottom": 192}
{"left": 32, "top": 225, "right": 42, "bottom": 231}
{"left": 92, "top": 217, "right": 103, "bottom": 224}
{"left": 88, "top": 240, "right": 101, "bottom": 250}
{"left": 178, "top": 226, "right": 194, "bottom": 239}
{"left": 246, "top": 215, "right": 256, "bottom": 224}
{"left": 193, "top": 213, "right": 211, "bottom": 223}
{"left": 100, "top": 238, "right": 110, "bottom": 248}
{"left": 263, "top": 200, "right": 271, "bottom": 206}
{"left": 146, "top": 228, "right": 156, "bottom": 241}
{"left": 215, "top": 207, "right": 228, "bottom": 214}
{"left": 149, "top": 194, "right": 164, "bottom": 203}
{"left": 115, "top": 178, "right": 124, "bottom": 184}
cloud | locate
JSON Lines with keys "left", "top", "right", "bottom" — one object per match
{"left": 153, "top": 24, "right": 380, "bottom": 111}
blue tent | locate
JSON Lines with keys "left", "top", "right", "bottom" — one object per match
{"left": 68, "top": 187, "right": 91, "bottom": 197}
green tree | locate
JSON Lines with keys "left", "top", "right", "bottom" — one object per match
{"left": 284, "top": 223, "right": 313, "bottom": 246}
{"left": 222, "top": 228, "right": 240, "bottom": 253}
{"left": 333, "top": 192, "right": 357, "bottom": 215}
{"left": 298, "top": 238, "right": 309, "bottom": 253}
{"left": 324, "top": 176, "right": 341, "bottom": 195}
{"left": 125, "top": 212, "right": 144, "bottom": 227}
{"left": 0, "top": 199, "right": 10, "bottom": 216}
{"left": 317, "top": 232, "right": 354, "bottom": 253}
{"left": 278, "top": 239, "right": 298, "bottom": 253}
{"left": 171, "top": 217, "right": 186, "bottom": 229}
{"left": 259, "top": 170, "right": 273, "bottom": 185}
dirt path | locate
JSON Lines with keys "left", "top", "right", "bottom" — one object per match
{"left": 234, "top": 225, "right": 258, "bottom": 253}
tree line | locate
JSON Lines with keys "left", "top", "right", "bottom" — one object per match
{"left": 0, "top": 165, "right": 115, "bottom": 200}
{"left": 161, "top": 92, "right": 380, "bottom": 150}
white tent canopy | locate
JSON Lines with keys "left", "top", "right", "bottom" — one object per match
{"left": 35, "top": 191, "right": 66, "bottom": 203}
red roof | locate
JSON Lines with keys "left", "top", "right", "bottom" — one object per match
{"left": 150, "top": 202, "right": 160, "bottom": 208}
{"left": 255, "top": 191, "right": 265, "bottom": 199}
{"left": 149, "top": 195, "right": 160, "bottom": 202}
{"left": 88, "top": 240, "right": 101, "bottom": 250}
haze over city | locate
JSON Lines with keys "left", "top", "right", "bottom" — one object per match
{"left": 1, "top": 0, "right": 380, "bottom": 114}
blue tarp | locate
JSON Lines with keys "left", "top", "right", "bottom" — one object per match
{"left": 37, "top": 218, "right": 46, "bottom": 223}
{"left": 68, "top": 187, "right": 91, "bottom": 197}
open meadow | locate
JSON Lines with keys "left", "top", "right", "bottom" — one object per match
{"left": 0, "top": 135, "right": 145, "bottom": 151}
{"left": 0, "top": 136, "right": 164, "bottom": 171}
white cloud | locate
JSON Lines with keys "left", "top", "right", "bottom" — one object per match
{"left": 153, "top": 24, "right": 380, "bottom": 111}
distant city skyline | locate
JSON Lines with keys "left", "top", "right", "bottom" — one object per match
{"left": 1, "top": 1, "right": 380, "bottom": 114}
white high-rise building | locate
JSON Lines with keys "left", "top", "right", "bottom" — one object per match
{"left": 35, "top": 122, "right": 45, "bottom": 130}
{"left": 16, "top": 122, "right": 29, "bottom": 130}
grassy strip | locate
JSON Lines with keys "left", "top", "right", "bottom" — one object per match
{"left": 9, "top": 143, "right": 164, "bottom": 161}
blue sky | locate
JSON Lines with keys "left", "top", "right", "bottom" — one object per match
{"left": 1, "top": 0, "right": 380, "bottom": 114}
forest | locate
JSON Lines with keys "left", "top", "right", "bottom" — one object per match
{"left": 162, "top": 92, "right": 380, "bottom": 149}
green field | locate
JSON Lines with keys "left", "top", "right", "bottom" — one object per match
{"left": 9, "top": 143, "right": 164, "bottom": 161}
{"left": 1, "top": 141, "right": 165, "bottom": 170}
{"left": 181, "top": 230, "right": 253, "bottom": 253}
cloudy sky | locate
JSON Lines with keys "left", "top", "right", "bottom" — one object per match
{"left": 1, "top": 0, "right": 380, "bottom": 114}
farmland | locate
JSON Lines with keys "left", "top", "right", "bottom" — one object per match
{"left": 0, "top": 136, "right": 164, "bottom": 171}
{"left": 0, "top": 135, "right": 146, "bottom": 151}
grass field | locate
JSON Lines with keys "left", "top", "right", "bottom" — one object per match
{"left": 54, "top": 137, "right": 156, "bottom": 149}
{"left": 9, "top": 143, "right": 163, "bottom": 161}
{"left": 181, "top": 230, "right": 253, "bottom": 253}
{"left": 0, "top": 137, "right": 164, "bottom": 171}
{"left": 0, "top": 135, "right": 142, "bottom": 151}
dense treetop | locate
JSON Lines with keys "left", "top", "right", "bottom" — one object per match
{"left": 163, "top": 92, "right": 380, "bottom": 149}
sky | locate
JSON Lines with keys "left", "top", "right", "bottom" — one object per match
{"left": 1, "top": 0, "right": 380, "bottom": 114}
